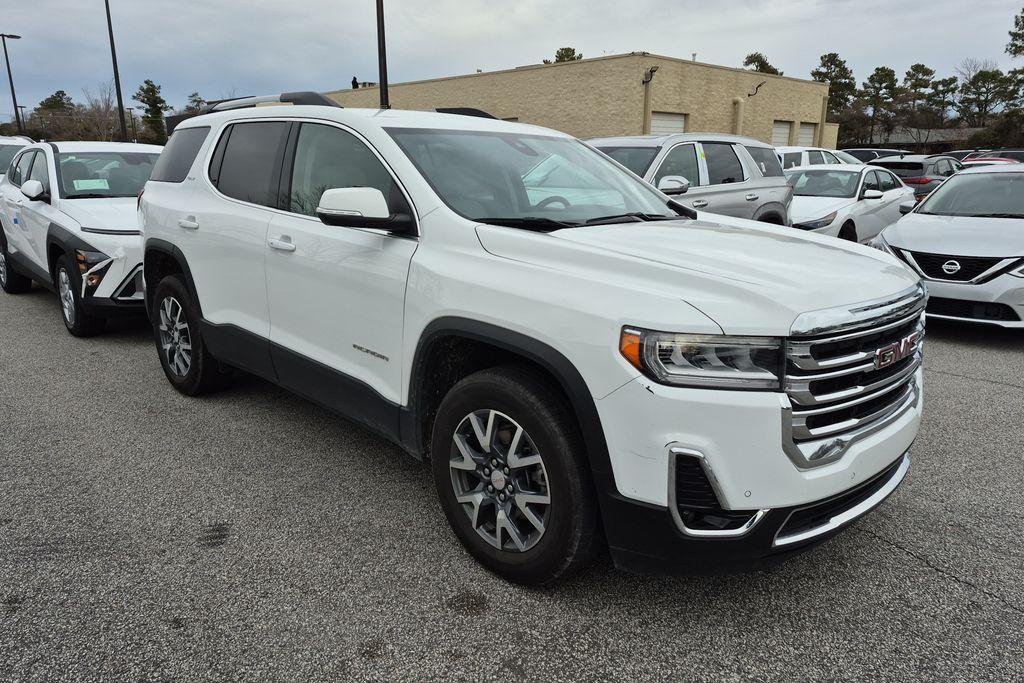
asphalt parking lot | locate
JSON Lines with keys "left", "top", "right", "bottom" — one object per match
{"left": 1, "top": 287, "right": 1022, "bottom": 682}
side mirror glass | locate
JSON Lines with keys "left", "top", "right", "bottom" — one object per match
{"left": 657, "top": 175, "right": 690, "bottom": 195}
{"left": 21, "top": 179, "right": 45, "bottom": 201}
{"left": 898, "top": 201, "right": 916, "bottom": 215}
{"left": 862, "top": 189, "right": 884, "bottom": 200}
{"left": 315, "top": 187, "right": 413, "bottom": 235}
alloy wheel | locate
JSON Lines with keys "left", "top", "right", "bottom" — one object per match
{"left": 58, "top": 269, "right": 75, "bottom": 326}
{"left": 0, "top": 251, "right": 7, "bottom": 287}
{"left": 449, "top": 409, "right": 551, "bottom": 552}
{"left": 158, "top": 296, "right": 193, "bottom": 377}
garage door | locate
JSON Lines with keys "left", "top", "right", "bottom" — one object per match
{"left": 772, "top": 121, "right": 792, "bottom": 146}
{"left": 651, "top": 112, "right": 686, "bottom": 136}
{"left": 798, "top": 123, "right": 818, "bottom": 146}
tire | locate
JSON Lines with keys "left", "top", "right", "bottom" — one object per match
{"left": 54, "top": 255, "right": 106, "bottom": 337}
{"left": 430, "top": 365, "right": 601, "bottom": 585}
{"left": 150, "top": 274, "right": 226, "bottom": 396}
{"left": 839, "top": 222, "right": 858, "bottom": 242}
{"left": 0, "top": 235, "right": 32, "bottom": 294}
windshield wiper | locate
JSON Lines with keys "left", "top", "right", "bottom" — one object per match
{"left": 970, "top": 213, "right": 1024, "bottom": 219}
{"left": 475, "top": 216, "right": 580, "bottom": 232}
{"left": 583, "top": 212, "right": 679, "bottom": 226}
{"left": 64, "top": 193, "right": 115, "bottom": 199}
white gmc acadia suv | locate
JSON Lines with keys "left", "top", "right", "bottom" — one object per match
{"left": 139, "top": 93, "right": 925, "bottom": 584}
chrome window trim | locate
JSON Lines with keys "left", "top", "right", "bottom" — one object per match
{"left": 774, "top": 452, "right": 910, "bottom": 547}
{"left": 789, "top": 284, "right": 927, "bottom": 337}
{"left": 667, "top": 445, "right": 769, "bottom": 538}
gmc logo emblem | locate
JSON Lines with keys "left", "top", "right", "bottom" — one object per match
{"left": 874, "top": 332, "right": 922, "bottom": 370}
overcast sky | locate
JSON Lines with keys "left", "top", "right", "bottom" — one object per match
{"left": 1, "top": 0, "right": 1019, "bottom": 118}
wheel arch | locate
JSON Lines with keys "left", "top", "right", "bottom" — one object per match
{"left": 46, "top": 222, "right": 94, "bottom": 280}
{"left": 144, "top": 238, "right": 202, "bottom": 317}
{"left": 752, "top": 202, "right": 789, "bottom": 225}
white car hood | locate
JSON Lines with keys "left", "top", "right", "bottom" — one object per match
{"left": 790, "top": 196, "right": 855, "bottom": 224}
{"left": 476, "top": 216, "right": 919, "bottom": 336}
{"left": 884, "top": 212, "right": 1024, "bottom": 257}
{"left": 58, "top": 197, "right": 139, "bottom": 233}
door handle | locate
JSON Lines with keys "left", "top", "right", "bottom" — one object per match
{"left": 745, "top": 194, "right": 759, "bottom": 201}
{"left": 268, "top": 236, "right": 296, "bottom": 253}
{"left": 177, "top": 217, "right": 199, "bottom": 230}
{"left": 691, "top": 200, "right": 709, "bottom": 208}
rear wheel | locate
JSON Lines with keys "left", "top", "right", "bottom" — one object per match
{"left": 0, "top": 237, "right": 32, "bottom": 294}
{"left": 151, "top": 275, "right": 227, "bottom": 395}
{"left": 431, "top": 366, "right": 600, "bottom": 585}
{"left": 839, "top": 221, "right": 858, "bottom": 242}
{"left": 55, "top": 255, "right": 106, "bottom": 336}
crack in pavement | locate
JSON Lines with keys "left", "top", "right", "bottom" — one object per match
{"left": 859, "top": 527, "right": 1024, "bottom": 617}
{"left": 924, "top": 367, "right": 1024, "bottom": 392}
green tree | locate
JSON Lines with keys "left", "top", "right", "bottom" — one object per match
{"left": 1008, "top": 7, "right": 1024, "bottom": 58}
{"left": 956, "top": 69, "right": 1014, "bottom": 126}
{"left": 132, "top": 79, "right": 172, "bottom": 144}
{"left": 860, "top": 67, "right": 902, "bottom": 141}
{"left": 543, "top": 47, "right": 582, "bottom": 64}
{"left": 743, "top": 52, "right": 782, "bottom": 76}
{"left": 902, "top": 64, "right": 936, "bottom": 110}
{"left": 182, "top": 92, "right": 206, "bottom": 115}
{"left": 810, "top": 53, "right": 856, "bottom": 118}
{"left": 35, "top": 90, "right": 75, "bottom": 115}
{"left": 926, "top": 76, "right": 959, "bottom": 123}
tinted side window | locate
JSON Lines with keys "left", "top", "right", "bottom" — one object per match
{"left": 807, "top": 150, "right": 825, "bottom": 165}
{"left": 655, "top": 143, "right": 700, "bottom": 187}
{"left": 782, "top": 152, "right": 802, "bottom": 169}
{"left": 744, "top": 146, "right": 784, "bottom": 177}
{"left": 12, "top": 151, "right": 35, "bottom": 187}
{"left": 703, "top": 143, "right": 744, "bottom": 184}
{"left": 216, "top": 122, "right": 291, "bottom": 208}
{"left": 878, "top": 171, "right": 897, "bottom": 191}
{"left": 150, "top": 126, "right": 210, "bottom": 183}
{"left": 27, "top": 152, "right": 49, "bottom": 192}
{"left": 821, "top": 151, "right": 840, "bottom": 164}
{"left": 863, "top": 171, "right": 881, "bottom": 192}
{"left": 288, "top": 123, "right": 407, "bottom": 217}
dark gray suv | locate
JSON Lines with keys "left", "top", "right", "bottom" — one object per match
{"left": 590, "top": 133, "right": 793, "bottom": 225}
{"left": 873, "top": 154, "right": 964, "bottom": 201}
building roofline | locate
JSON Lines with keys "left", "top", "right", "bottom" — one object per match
{"left": 325, "top": 51, "right": 828, "bottom": 95}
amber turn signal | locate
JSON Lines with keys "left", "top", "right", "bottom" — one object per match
{"left": 619, "top": 329, "right": 643, "bottom": 370}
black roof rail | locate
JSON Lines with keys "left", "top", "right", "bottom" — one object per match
{"left": 201, "top": 91, "right": 342, "bottom": 114}
{"left": 434, "top": 107, "right": 498, "bottom": 119}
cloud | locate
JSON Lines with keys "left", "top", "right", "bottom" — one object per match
{"left": 0, "top": 0, "right": 1018, "bottom": 119}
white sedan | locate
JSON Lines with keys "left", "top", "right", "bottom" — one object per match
{"left": 784, "top": 164, "right": 915, "bottom": 242}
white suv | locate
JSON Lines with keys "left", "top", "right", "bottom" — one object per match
{"left": 0, "top": 141, "right": 162, "bottom": 335}
{"left": 140, "top": 93, "right": 924, "bottom": 584}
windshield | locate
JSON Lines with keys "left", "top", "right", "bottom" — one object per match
{"left": 0, "top": 144, "right": 25, "bottom": 171}
{"left": 58, "top": 152, "right": 159, "bottom": 198}
{"left": 595, "top": 146, "right": 661, "bottom": 176}
{"left": 832, "top": 150, "right": 863, "bottom": 165}
{"left": 387, "top": 128, "right": 676, "bottom": 226}
{"left": 785, "top": 169, "right": 861, "bottom": 198}
{"left": 875, "top": 161, "right": 925, "bottom": 178}
{"left": 917, "top": 172, "right": 1024, "bottom": 218}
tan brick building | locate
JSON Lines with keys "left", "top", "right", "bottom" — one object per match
{"left": 326, "top": 52, "right": 838, "bottom": 148}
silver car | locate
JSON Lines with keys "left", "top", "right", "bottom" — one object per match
{"left": 590, "top": 133, "right": 792, "bottom": 225}
{"left": 872, "top": 164, "right": 1024, "bottom": 327}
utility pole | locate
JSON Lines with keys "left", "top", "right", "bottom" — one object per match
{"left": 104, "top": 0, "right": 129, "bottom": 141}
{"left": 375, "top": 0, "right": 390, "bottom": 109}
{"left": 126, "top": 106, "right": 137, "bottom": 141}
{"left": 0, "top": 34, "right": 23, "bottom": 135}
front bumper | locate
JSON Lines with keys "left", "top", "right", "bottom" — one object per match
{"left": 76, "top": 234, "right": 146, "bottom": 319}
{"left": 922, "top": 275, "right": 1024, "bottom": 328}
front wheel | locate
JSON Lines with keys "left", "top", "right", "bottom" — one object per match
{"left": 55, "top": 255, "right": 106, "bottom": 336}
{"left": 150, "top": 275, "right": 227, "bottom": 396}
{"left": 0, "top": 237, "right": 33, "bottom": 294}
{"left": 430, "top": 366, "right": 601, "bottom": 585}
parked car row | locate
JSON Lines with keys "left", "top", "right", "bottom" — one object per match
{"left": 0, "top": 94, "right": 929, "bottom": 584}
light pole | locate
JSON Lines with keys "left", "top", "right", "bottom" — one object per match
{"left": 0, "top": 34, "right": 23, "bottom": 135}
{"left": 103, "top": 0, "right": 128, "bottom": 141}
{"left": 375, "top": 0, "right": 389, "bottom": 109}
{"left": 126, "top": 106, "right": 137, "bottom": 141}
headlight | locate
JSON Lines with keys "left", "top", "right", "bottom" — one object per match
{"left": 868, "top": 235, "right": 894, "bottom": 255}
{"left": 795, "top": 211, "right": 837, "bottom": 230}
{"left": 620, "top": 328, "right": 783, "bottom": 390}
{"left": 75, "top": 249, "right": 111, "bottom": 293}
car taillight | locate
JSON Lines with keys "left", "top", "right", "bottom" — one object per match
{"left": 903, "top": 178, "right": 933, "bottom": 185}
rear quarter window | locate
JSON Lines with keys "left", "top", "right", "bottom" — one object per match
{"left": 150, "top": 126, "right": 210, "bottom": 183}
{"left": 744, "top": 146, "right": 784, "bottom": 177}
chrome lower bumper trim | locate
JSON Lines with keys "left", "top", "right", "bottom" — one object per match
{"left": 667, "top": 445, "right": 770, "bottom": 538}
{"left": 773, "top": 453, "right": 910, "bottom": 548}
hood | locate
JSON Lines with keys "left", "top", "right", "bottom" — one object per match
{"left": 790, "top": 196, "right": 855, "bottom": 224}
{"left": 883, "top": 212, "right": 1024, "bottom": 258}
{"left": 475, "top": 216, "right": 918, "bottom": 336}
{"left": 57, "top": 197, "right": 139, "bottom": 233}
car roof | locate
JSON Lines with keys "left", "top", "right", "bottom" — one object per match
{"left": 177, "top": 105, "right": 572, "bottom": 139}
{"left": 957, "top": 163, "right": 1024, "bottom": 175}
{"left": 41, "top": 141, "right": 165, "bottom": 154}
{"left": 588, "top": 132, "right": 770, "bottom": 148}
{"left": 873, "top": 154, "right": 936, "bottom": 163}
{"left": 841, "top": 148, "right": 906, "bottom": 152}
{"left": 775, "top": 146, "right": 833, "bottom": 153}
{"left": 0, "top": 136, "right": 30, "bottom": 146}
{"left": 785, "top": 163, "right": 863, "bottom": 172}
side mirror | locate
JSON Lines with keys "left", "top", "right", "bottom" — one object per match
{"left": 898, "top": 201, "right": 916, "bottom": 215}
{"left": 862, "top": 189, "right": 884, "bottom": 200}
{"left": 21, "top": 179, "right": 46, "bottom": 201}
{"left": 315, "top": 187, "right": 414, "bottom": 235}
{"left": 657, "top": 175, "right": 690, "bottom": 195}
